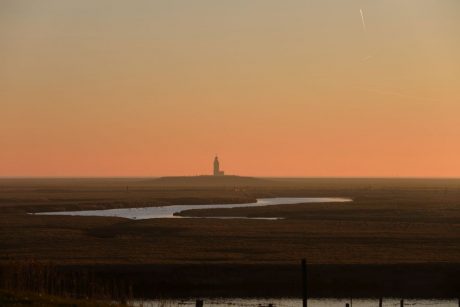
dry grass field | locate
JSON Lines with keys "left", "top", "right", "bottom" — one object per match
{"left": 0, "top": 290, "right": 123, "bottom": 306}
{"left": 1, "top": 177, "right": 460, "bottom": 298}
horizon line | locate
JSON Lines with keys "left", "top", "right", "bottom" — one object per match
{"left": 1, "top": 175, "right": 460, "bottom": 180}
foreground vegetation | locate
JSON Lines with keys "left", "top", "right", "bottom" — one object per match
{"left": 0, "top": 290, "right": 120, "bottom": 307}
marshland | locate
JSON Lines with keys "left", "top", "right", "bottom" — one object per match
{"left": 1, "top": 177, "right": 459, "bottom": 304}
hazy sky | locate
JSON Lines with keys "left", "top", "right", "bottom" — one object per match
{"left": 1, "top": 0, "right": 460, "bottom": 177}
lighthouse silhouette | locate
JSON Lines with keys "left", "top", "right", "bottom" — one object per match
{"left": 213, "top": 156, "right": 225, "bottom": 176}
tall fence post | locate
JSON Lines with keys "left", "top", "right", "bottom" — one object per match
{"left": 302, "top": 259, "right": 307, "bottom": 307}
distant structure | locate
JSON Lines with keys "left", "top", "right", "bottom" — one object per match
{"left": 213, "top": 156, "right": 225, "bottom": 176}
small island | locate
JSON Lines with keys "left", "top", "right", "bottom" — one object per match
{"left": 151, "top": 156, "right": 274, "bottom": 187}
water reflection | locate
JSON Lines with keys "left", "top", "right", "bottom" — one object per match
{"left": 132, "top": 298, "right": 458, "bottom": 307}
{"left": 34, "top": 197, "right": 352, "bottom": 220}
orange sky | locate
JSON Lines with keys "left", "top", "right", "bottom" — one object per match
{"left": 1, "top": 0, "right": 460, "bottom": 177}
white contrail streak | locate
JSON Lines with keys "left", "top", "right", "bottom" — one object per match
{"left": 360, "top": 9, "right": 367, "bottom": 31}
{"left": 362, "top": 55, "right": 373, "bottom": 62}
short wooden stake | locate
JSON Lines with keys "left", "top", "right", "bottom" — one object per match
{"left": 302, "top": 259, "right": 307, "bottom": 307}
{"left": 379, "top": 297, "right": 382, "bottom": 307}
{"left": 196, "top": 299, "right": 203, "bottom": 307}
{"left": 400, "top": 299, "right": 404, "bottom": 307}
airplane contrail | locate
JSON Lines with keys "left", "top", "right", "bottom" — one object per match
{"left": 354, "top": 86, "right": 439, "bottom": 104}
{"left": 362, "top": 55, "right": 373, "bottom": 62}
{"left": 360, "top": 9, "right": 367, "bottom": 31}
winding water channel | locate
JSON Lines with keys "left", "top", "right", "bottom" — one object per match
{"left": 34, "top": 197, "right": 352, "bottom": 220}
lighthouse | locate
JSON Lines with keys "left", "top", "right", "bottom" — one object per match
{"left": 213, "top": 156, "right": 225, "bottom": 176}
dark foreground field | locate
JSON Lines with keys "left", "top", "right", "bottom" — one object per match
{"left": 1, "top": 177, "right": 460, "bottom": 299}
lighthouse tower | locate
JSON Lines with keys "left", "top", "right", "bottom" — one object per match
{"left": 213, "top": 156, "right": 225, "bottom": 176}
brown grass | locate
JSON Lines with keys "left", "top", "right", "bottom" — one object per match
{"left": 0, "top": 260, "right": 134, "bottom": 302}
{"left": 0, "top": 289, "right": 123, "bottom": 306}
{"left": 1, "top": 178, "right": 459, "bottom": 265}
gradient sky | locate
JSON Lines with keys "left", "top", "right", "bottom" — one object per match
{"left": 1, "top": 0, "right": 460, "bottom": 177}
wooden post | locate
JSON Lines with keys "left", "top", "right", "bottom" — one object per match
{"left": 302, "top": 259, "right": 307, "bottom": 307}
{"left": 400, "top": 299, "right": 404, "bottom": 307}
{"left": 196, "top": 299, "right": 203, "bottom": 307}
{"left": 379, "top": 297, "right": 382, "bottom": 307}
{"left": 345, "top": 304, "right": 350, "bottom": 307}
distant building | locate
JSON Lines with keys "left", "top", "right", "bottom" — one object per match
{"left": 213, "top": 156, "right": 225, "bottom": 176}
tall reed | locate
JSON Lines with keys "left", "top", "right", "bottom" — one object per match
{"left": 0, "top": 260, "right": 133, "bottom": 302}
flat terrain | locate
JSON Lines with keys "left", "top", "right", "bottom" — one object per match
{"left": 1, "top": 177, "right": 460, "bottom": 297}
